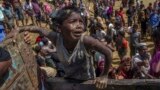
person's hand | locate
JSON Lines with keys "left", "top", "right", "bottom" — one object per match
{"left": 93, "top": 76, "right": 108, "bottom": 89}
{"left": 24, "top": 31, "right": 31, "bottom": 44}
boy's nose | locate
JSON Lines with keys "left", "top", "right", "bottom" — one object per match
{"left": 76, "top": 22, "right": 84, "bottom": 29}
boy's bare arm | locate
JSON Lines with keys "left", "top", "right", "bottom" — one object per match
{"left": 17, "top": 26, "right": 57, "bottom": 44}
{"left": 84, "top": 36, "right": 112, "bottom": 76}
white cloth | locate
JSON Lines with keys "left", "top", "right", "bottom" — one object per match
{"left": 0, "top": 7, "right": 4, "bottom": 21}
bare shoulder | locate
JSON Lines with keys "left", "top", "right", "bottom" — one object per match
{"left": 83, "top": 35, "right": 112, "bottom": 55}
{"left": 83, "top": 35, "right": 100, "bottom": 48}
{"left": 83, "top": 35, "right": 106, "bottom": 51}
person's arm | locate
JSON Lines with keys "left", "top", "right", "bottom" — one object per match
{"left": 141, "top": 70, "right": 155, "bottom": 79}
{"left": 83, "top": 36, "right": 112, "bottom": 89}
{"left": 140, "top": 66, "right": 155, "bottom": 79}
{"left": 136, "top": 61, "right": 145, "bottom": 66}
{"left": 84, "top": 36, "right": 112, "bottom": 76}
{"left": 0, "top": 60, "right": 12, "bottom": 77}
{"left": 17, "top": 26, "right": 57, "bottom": 44}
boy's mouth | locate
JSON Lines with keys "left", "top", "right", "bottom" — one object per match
{"left": 73, "top": 31, "right": 83, "bottom": 37}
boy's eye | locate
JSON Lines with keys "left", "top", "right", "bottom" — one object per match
{"left": 68, "top": 19, "right": 84, "bottom": 24}
{"left": 68, "top": 19, "right": 76, "bottom": 23}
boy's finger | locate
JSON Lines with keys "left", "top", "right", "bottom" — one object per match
{"left": 92, "top": 79, "right": 96, "bottom": 84}
{"left": 24, "top": 38, "right": 31, "bottom": 43}
{"left": 99, "top": 81, "right": 104, "bottom": 89}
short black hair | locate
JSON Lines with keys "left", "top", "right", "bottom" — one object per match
{"left": 52, "top": 6, "right": 82, "bottom": 25}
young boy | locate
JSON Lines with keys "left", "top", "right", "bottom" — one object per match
{"left": 15, "top": 6, "right": 112, "bottom": 89}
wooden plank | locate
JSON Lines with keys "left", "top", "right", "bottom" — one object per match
{"left": 46, "top": 79, "right": 160, "bottom": 90}
{"left": 0, "top": 32, "right": 39, "bottom": 90}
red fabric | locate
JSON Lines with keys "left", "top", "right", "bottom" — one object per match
{"left": 117, "top": 67, "right": 130, "bottom": 79}
{"left": 118, "top": 71, "right": 127, "bottom": 79}
{"left": 35, "top": 36, "right": 42, "bottom": 43}
{"left": 118, "top": 11, "right": 125, "bottom": 26}
{"left": 122, "top": 39, "right": 128, "bottom": 48}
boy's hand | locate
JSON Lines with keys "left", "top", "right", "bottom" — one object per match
{"left": 93, "top": 76, "right": 108, "bottom": 89}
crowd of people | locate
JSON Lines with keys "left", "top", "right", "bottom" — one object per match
{"left": 0, "top": 0, "right": 53, "bottom": 32}
{"left": 0, "top": 0, "right": 160, "bottom": 89}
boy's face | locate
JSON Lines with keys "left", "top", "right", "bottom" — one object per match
{"left": 60, "top": 12, "right": 85, "bottom": 41}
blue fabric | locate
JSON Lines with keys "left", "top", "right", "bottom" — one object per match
{"left": 149, "top": 13, "right": 160, "bottom": 28}
{"left": 0, "top": 25, "right": 5, "bottom": 43}
{"left": 3, "top": 7, "right": 13, "bottom": 19}
{"left": 0, "top": 9, "right": 4, "bottom": 21}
